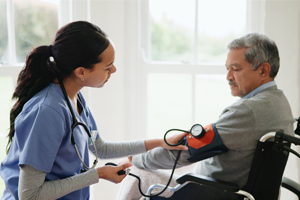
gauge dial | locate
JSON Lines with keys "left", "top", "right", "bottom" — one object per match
{"left": 190, "top": 124, "right": 206, "bottom": 138}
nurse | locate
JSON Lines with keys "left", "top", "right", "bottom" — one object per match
{"left": 0, "top": 21, "right": 187, "bottom": 200}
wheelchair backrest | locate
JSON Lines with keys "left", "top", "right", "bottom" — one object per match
{"left": 243, "top": 140, "right": 290, "bottom": 200}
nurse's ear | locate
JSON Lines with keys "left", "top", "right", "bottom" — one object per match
{"left": 74, "top": 67, "right": 86, "bottom": 82}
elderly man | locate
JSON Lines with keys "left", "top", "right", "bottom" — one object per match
{"left": 126, "top": 33, "right": 295, "bottom": 200}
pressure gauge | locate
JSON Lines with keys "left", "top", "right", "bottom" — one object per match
{"left": 190, "top": 124, "right": 206, "bottom": 138}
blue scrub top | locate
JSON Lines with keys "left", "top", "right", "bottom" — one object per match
{"left": 0, "top": 83, "right": 99, "bottom": 200}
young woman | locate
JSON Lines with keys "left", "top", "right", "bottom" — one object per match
{"left": 0, "top": 21, "right": 187, "bottom": 200}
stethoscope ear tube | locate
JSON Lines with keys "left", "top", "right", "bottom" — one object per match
{"left": 72, "top": 122, "right": 99, "bottom": 171}
{"left": 74, "top": 137, "right": 99, "bottom": 171}
{"left": 58, "top": 76, "right": 98, "bottom": 172}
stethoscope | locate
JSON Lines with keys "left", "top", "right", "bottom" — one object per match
{"left": 58, "top": 77, "right": 98, "bottom": 173}
{"left": 58, "top": 73, "right": 206, "bottom": 194}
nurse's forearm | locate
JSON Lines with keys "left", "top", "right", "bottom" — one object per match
{"left": 144, "top": 131, "right": 189, "bottom": 151}
{"left": 144, "top": 139, "right": 164, "bottom": 151}
{"left": 19, "top": 165, "right": 98, "bottom": 200}
{"left": 89, "top": 136, "right": 146, "bottom": 159}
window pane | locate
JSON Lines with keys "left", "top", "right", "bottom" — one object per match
{"left": 197, "top": 0, "right": 247, "bottom": 63}
{"left": 150, "top": 0, "right": 195, "bottom": 63}
{"left": 0, "top": 77, "right": 14, "bottom": 193}
{"left": 0, "top": 0, "right": 8, "bottom": 65}
{"left": 195, "top": 74, "right": 238, "bottom": 125}
{"left": 147, "top": 74, "right": 192, "bottom": 138}
{"left": 149, "top": 0, "right": 247, "bottom": 63}
{"left": 14, "top": 0, "right": 58, "bottom": 63}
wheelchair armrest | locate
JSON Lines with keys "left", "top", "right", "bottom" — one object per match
{"left": 176, "top": 173, "right": 239, "bottom": 192}
{"left": 282, "top": 177, "right": 300, "bottom": 198}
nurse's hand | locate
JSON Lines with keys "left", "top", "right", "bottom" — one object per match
{"left": 96, "top": 162, "right": 132, "bottom": 183}
{"left": 162, "top": 131, "right": 189, "bottom": 150}
{"left": 144, "top": 132, "right": 188, "bottom": 151}
{"left": 117, "top": 157, "right": 132, "bottom": 165}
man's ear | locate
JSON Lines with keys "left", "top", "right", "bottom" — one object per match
{"left": 259, "top": 63, "right": 271, "bottom": 80}
{"left": 74, "top": 67, "right": 86, "bottom": 79}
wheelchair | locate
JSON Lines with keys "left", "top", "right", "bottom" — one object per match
{"left": 144, "top": 128, "right": 300, "bottom": 200}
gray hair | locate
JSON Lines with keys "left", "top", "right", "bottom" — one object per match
{"left": 227, "top": 33, "right": 280, "bottom": 78}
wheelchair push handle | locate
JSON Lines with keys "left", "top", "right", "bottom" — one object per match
{"left": 275, "top": 130, "right": 300, "bottom": 159}
{"left": 276, "top": 130, "right": 300, "bottom": 146}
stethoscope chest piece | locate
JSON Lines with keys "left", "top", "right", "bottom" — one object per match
{"left": 190, "top": 124, "right": 206, "bottom": 138}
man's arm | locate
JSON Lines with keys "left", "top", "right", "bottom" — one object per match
{"left": 132, "top": 147, "right": 191, "bottom": 170}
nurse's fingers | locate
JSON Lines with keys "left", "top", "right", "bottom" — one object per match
{"left": 97, "top": 162, "right": 132, "bottom": 183}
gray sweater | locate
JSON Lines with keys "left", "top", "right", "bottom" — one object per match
{"left": 132, "top": 85, "right": 295, "bottom": 189}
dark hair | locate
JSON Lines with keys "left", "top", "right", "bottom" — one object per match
{"left": 7, "top": 21, "right": 110, "bottom": 153}
{"left": 227, "top": 33, "right": 280, "bottom": 78}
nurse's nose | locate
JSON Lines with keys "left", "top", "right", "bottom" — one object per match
{"left": 110, "top": 64, "right": 117, "bottom": 74}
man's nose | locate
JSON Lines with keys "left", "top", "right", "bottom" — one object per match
{"left": 226, "top": 69, "right": 233, "bottom": 81}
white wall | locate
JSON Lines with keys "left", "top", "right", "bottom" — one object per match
{"left": 88, "top": 1, "right": 138, "bottom": 200}
{"left": 85, "top": 0, "right": 300, "bottom": 199}
{"left": 264, "top": 1, "right": 300, "bottom": 199}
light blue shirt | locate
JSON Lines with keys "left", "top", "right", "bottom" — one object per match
{"left": 242, "top": 81, "right": 276, "bottom": 99}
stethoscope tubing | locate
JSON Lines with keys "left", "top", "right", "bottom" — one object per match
{"left": 164, "top": 129, "right": 189, "bottom": 146}
{"left": 58, "top": 76, "right": 98, "bottom": 172}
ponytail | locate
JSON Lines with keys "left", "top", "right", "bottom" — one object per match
{"left": 7, "top": 21, "right": 110, "bottom": 154}
{"left": 7, "top": 45, "right": 56, "bottom": 153}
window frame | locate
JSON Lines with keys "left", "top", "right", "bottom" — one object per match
{"left": 137, "top": 0, "right": 265, "bottom": 137}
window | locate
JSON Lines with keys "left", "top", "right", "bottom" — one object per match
{"left": 0, "top": 0, "right": 59, "bottom": 192}
{"left": 149, "top": 0, "right": 247, "bottom": 63}
{"left": 1, "top": 0, "right": 59, "bottom": 65}
{"left": 140, "top": 0, "right": 247, "bottom": 138}
{"left": 0, "top": 1, "right": 8, "bottom": 66}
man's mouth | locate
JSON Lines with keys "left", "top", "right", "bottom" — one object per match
{"left": 229, "top": 82, "right": 237, "bottom": 89}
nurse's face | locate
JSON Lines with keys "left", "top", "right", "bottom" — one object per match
{"left": 225, "top": 48, "right": 262, "bottom": 98}
{"left": 85, "top": 42, "right": 117, "bottom": 88}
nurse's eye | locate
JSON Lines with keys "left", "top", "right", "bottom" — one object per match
{"left": 105, "top": 63, "right": 114, "bottom": 71}
{"left": 105, "top": 66, "right": 112, "bottom": 71}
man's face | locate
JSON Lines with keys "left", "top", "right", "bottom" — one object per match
{"left": 225, "top": 48, "right": 262, "bottom": 98}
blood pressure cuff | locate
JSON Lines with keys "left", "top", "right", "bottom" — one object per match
{"left": 184, "top": 123, "right": 228, "bottom": 163}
